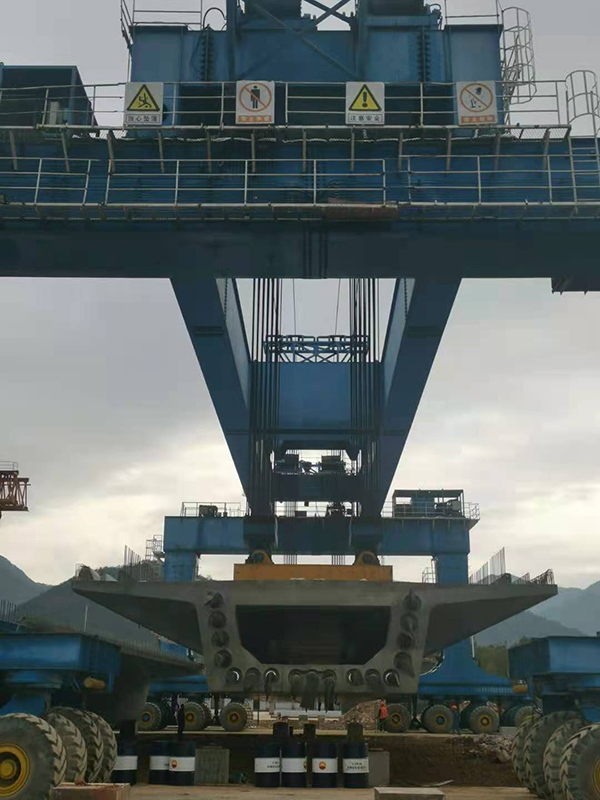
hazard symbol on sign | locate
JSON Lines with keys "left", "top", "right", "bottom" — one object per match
{"left": 236, "top": 81, "right": 275, "bottom": 125}
{"left": 124, "top": 82, "right": 164, "bottom": 126}
{"left": 345, "top": 82, "right": 385, "bottom": 125}
{"left": 456, "top": 81, "right": 498, "bottom": 126}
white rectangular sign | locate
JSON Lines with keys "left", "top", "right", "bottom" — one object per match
{"left": 346, "top": 82, "right": 385, "bottom": 125}
{"left": 236, "top": 81, "right": 275, "bottom": 125}
{"left": 124, "top": 82, "right": 164, "bottom": 126}
{"left": 456, "top": 81, "right": 498, "bottom": 125}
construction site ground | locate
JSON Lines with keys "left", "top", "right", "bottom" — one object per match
{"left": 137, "top": 730, "right": 516, "bottom": 787}
{"left": 130, "top": 787, "right": 529, "bottom": 799}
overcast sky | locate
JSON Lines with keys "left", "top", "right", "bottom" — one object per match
{"left": 2, "top": 0, "right": 600, "bottom": 588}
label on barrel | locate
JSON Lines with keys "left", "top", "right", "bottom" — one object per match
{"left": 169, "top": 757, "right": 196, "bottom": 772}
{"left": 282, "top": 757, "right": 307, "bottom": 773}
{"left": 114, "top": 756, "right": 138, "bottom": 770}
{"left": 254, "top": 757, "right": 281, "bottom": 773}
{"left": 150, "top": 755, "right": 170, "bottom": 770}
{"left": 343, "top": 758, "right": 369, "bottom": 773}
{"left": 312, "top": 758, "right": 337, "bottom": 774}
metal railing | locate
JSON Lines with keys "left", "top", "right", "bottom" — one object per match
{"left": 3, "top": 149, "right": 600, "bottom": 222}
{"left": 121, "top": 0, "right": 204, "bottom": 45}
{"left": 0, "top": 76, "right": 598, "bottom": 134}
{"left": 0, "top": 462, "right": 18, "bottom": 472}
{"left": 180, "top": 501, "right": 243, "bottom": 517}
{"left": 263, "top": 335, "right": 369, "bottom": 362}
{"left": 383, "top": 500, "right": 480, "bottom": 521}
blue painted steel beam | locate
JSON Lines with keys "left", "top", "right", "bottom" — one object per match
{"left": 163, "top": 514, "right": 471, "bottom": 556}
{"left": 171, "top": 277, "right": 251, "bottom": 492}
{"left": 4, "top": 224, "right": 600, "bottom": 281}
{"left": 377, "top": 279, "right": 460, "bottom": 508}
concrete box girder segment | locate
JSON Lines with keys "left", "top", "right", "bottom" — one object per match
{"left": 74, "top": 578, "right": 556, "bottom": 705}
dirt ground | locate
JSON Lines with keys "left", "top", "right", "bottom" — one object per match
{"left": 131, "top": 787, "right": 530, "bottom": 800}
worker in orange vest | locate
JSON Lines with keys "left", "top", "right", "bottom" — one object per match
{"left": 378, "top": 700, "right": 389, "bottom": 732}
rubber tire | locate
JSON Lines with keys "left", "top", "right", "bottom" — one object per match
{"left": 422, "top": 704, "right": 454, "bottom": 734}
{"left": 184, "top": 701, "right": 208, "bottom": 732}
{"left": 220, "top": 702, "right": 248, "bottom": 732}
{"left": 45, "top": 711, "right": 87, "bottom": 783}
{"left": 468, "top": 705, "right": 500, "bottom": 734}
{"left": 0, "top": 713, "right": 67, "bottom": 799}
{"left": 525, "top": 711, "right": 582, "bottom": 799}
{"left": 460, "top": 703, "right": 474, "bottom": 728}
{"left": 51, "top": 707, "right": 104, "bottom": 783}
{"left": 516, "top": 705, "right": 542, "bottom": 729}
{"left": 560, "top": 723, "right": 600, "bottom": 800}
{"left": 384, "top": 703, "right": 410, "bottom": 733}
{"left": 201, "top": 702, "right": 212, "bottom": 728}
{"left": 86, "top": 712, "right": 117, "bottom": 783}
{"left": 512, "top": 718, "right": 537, "bottom": 792}
{"left": 543, "top": 718, "right": 585, "bottom": 800}
{"left": 139, "top": 701, "right": 162, "bottom": 732}
{"left": 157, "top": 700, "right": 174, "bottom": 730}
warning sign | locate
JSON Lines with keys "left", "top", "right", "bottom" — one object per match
{"left": 124, "top": 82, "right": 164, "bottom": 126}
{"left": 457, "top": 81, "right": 498, "bottom": 126}
{"left": 346, "top": 82, "right": 385, "bottom": 125}
{"left": 236, "top": 81, "right": 275, "bottom": 125}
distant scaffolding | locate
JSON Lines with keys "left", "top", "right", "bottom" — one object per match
{"left": 469, "top": 547, "right": 507, "bottom": 585}
{"left": 0, "top": 462, "right": 29, "bottom": 518}
{"left": 120, "top": 545, "right": 163, "bottom": 582}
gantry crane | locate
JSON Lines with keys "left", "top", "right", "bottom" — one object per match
{"left": 3, "top": 0, "right": 596, "bottom": 722}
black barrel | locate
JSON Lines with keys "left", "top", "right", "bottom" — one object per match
{"left": 149, "top": 740, "right": 170, "bottom": 785}
{"left": 342, "top": 741, "right": 369, "bottom": 788}
{"left": 282, "top": 740, "right": 307, "bottom": 788}
{"left": 311, "top": 741, "right": 338, "bottom": 788}
{"left": 111, "top": 740, "right": 138, "bottom": 785}
{"left": 169, "top": 741, "right": 196, "bottom": 786}
{"left": 254, "top": 742, "right": 281, "bottom": 788}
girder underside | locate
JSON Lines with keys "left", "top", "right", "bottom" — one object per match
{"left": 2, "top": 224, "right": 600, "bottom": 285}
{"left": 74, "top": 579, "right": 557, "bottom": 703}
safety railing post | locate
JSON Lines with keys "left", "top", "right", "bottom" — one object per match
{"left": 313, "top": 159, "right": 317, "bottom": 204}
{"left": 382, "top": 159, "right": 386, "bottom": 204}
{"left": 420, "top": 82, "right": 424, "bottom": 126}
{"left": 477, "top": 156, "right": 482, "bottom": 204}
{"left": 34, "top": 159, "right": 43, "bottom": 204}
{"left": 175, "top": 159, "right": 180, "bottom": 205}
{"left": 83, "top": 159, "right": 92, "bottom": 206}
{"left": 172, "top": 83, "right": 178, "bottom": 127}
{"left": 42, "top": 89, "right": 50, "bottom": 126}
{"left": 220, "top": 82, "right": 225, "bottom": 127}
{"left": 244, "top": 159, "right": 248, "bottom": 205}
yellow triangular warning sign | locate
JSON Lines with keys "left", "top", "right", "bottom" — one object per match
{"left": 127, "top": 84, "right": 160, "bottom": 112}
{"left": 349, "top": 84, "right": 382, "bottom": 112}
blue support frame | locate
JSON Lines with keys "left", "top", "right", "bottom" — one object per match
{"left": 378, "top": 279, "right": 460, "bottom": 507}
{"left": 171, "top": 277, "right": 251, "bottom": 493}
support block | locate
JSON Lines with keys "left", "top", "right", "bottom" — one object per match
{"left": 51, "top": 786, "right": 130, "bottom": 800}
{"left": 374, "top": 790, "right": 445, "bottom": 800}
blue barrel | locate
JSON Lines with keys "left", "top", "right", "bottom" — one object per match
{"left": 111, "top": 740, "right": 138, "bottom": 785}
{"left": 149, "top": 740, "right": 170, "bottom": 785}
{"left": 342, "top": 742, "right": 369, "bottom": 789}
{"left": 169, "top": 741, "right": 196, "bottom": 786}
{"left": 254, "top": 742, "right": 281, "bottom": 788}
{"left": 282, "top": 741, "right": 307, "bottom": 788}
{"left": 311, "top": 741, "right": 338, "bottom": 788}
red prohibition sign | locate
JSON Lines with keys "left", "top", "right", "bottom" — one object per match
{"left": 239, "top": 82, "right": 273, "bottom": 113}
{"left": 460, "top": 82, "right": 493, "bottom": 112}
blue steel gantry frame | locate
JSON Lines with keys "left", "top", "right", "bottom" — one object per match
{"left": 0, "top": 0, "right": 594, "bottom": 699}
